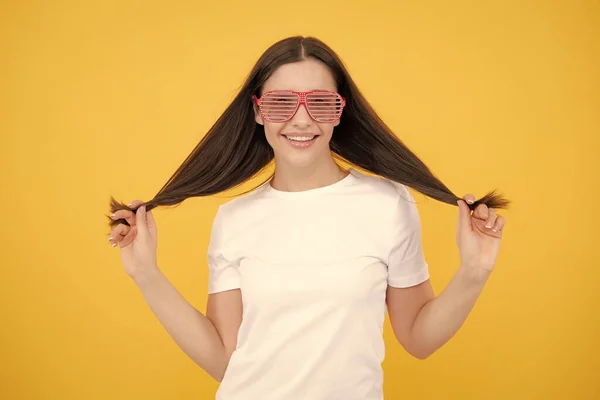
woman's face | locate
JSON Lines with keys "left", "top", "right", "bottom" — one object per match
{"left": 254, "top": 58, "right": 341, "bottom": 169}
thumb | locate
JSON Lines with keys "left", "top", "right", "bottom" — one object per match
{"left": 135, "top": 205, "right": 149, "bottom": 237}
{"left": 456, "top": 199, "right": 473, "bottom": 234}
{"left": 146, "top": 208, "right": 157, "bottom": 238}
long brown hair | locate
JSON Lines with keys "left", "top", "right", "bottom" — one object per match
{"left": 107, "top": 36, "right": 509, "bottom": 227}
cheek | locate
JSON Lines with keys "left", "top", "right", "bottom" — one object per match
{"left": 263, "top": 123, "right": 284, "bottom": 145}
{"left": 318, "top": 124, "right": 336, "bottom": 140}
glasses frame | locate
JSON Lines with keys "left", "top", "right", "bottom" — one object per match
{"left": 252, "top": 90, "right": 346, "bottom": 123}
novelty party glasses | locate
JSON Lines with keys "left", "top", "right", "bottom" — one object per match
{"left": 253, "top": 90, "right": 346, "bottom": 123}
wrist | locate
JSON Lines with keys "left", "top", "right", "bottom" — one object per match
{"left": 131, "top": 265, "right": 162, "bottom": 287}
{"left": 458, "top": 265, "right": 492, "bottom": 285}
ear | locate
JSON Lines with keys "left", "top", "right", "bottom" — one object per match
{"left": 252, "top": 101, "right": 264, "bottom": 126}
{"left": 333, "top": 119, "right": 341, "bottom": 127}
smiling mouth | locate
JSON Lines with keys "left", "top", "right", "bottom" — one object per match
{"left": 281, "top": 134, "right": 319, "bottom": 148}
{"left": 283, "top": 135, "right": 317, "bottom": 142}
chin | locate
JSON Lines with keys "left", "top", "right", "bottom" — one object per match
{"left": 284, "top": 148, "right": 331, "bottom": 168}
{"left": 282, "top": 152, "right": 317, "bottom": 168}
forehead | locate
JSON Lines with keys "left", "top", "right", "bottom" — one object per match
{"left": 262, "top": 58, "right": 337, "bottom": 93}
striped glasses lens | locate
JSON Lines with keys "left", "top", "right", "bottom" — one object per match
{"left": 255, "top": 90, "right": 346, "bottom": 123}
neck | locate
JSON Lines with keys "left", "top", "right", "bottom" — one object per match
{"left": 270, "top": 156, "right": 348, "bottom": 192}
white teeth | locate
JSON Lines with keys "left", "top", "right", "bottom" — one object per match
{"left": 286, "top": 136, "right": 315, "bottom": 141}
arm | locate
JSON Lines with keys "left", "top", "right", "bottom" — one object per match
{"left": 133, "top": 268, "right": 242, "bottom": 381}
{"left": 386, "top": 267, "right": 490, "bottom": 360}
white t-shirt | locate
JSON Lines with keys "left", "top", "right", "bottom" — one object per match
{"left": 207, "top": 168, "right": 429, "bottom": 400}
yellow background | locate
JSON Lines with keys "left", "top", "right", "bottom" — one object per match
{"left": 2, "top": 0, "right": 599, "bottom": 399}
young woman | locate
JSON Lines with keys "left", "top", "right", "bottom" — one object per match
{"left": 106, "top": 36, "right": 509, "bottom": 399}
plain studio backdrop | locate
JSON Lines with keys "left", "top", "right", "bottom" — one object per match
{"left": 1, "top": 1, "right": 598, "bottom": 399}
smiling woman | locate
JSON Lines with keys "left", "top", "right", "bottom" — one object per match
{"left": 105, "top": 36, "right": 509, "bottom": 400}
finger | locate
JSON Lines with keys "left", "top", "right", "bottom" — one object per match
{"left": 110, "top": 209, "right": 136, "bottom": 226}
{"left": 485, "top": 208, "right": 497, "bottom": 229}
{"left": 119, "top": 225, "right": 138, "bottom": 247}
{"left": 473, "top": 203, "right": 489, "bottom": 220}
{"left": 127, "top": 199, "right": 145, "bottom": 209}
{"left": 108, "top": 200, "right": 144, "bottom": 225}
{"left": 108, "top": 224, "right": 130, "bottom": 247}
{"left": 492, "top": 215, "right": 506, "bottom": 232}
{"left": 462, "top": 193, "right": 476, "bottom": 205}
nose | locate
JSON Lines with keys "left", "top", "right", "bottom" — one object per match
{"left": 290, "top": 102, "right": 312, "bottom": 127}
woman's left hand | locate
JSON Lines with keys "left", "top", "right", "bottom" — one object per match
{"left": 456, "top": 193, "right": 507, "bottom": 272}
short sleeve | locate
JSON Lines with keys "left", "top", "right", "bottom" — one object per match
{"left": 386, "top": 183, "right": 430, "bottom": 288}
{"left": 207, "top": 205, "right": 241, "bottom": 294}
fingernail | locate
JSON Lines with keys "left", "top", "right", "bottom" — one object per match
{"left": 127, "top": 203, "right": 133, "bottom": 207}
{"left": 110, "top": 213, "right": 115, "bottom": 218}
{"left": 492, "top": 228, "right": 498, "bottom": 232}
{"left": 467, "top": 199, "right": 474, "bottom": 204}
{"left": 108, "top": 236, "right": 113, "bottom": 241}
{"left": 111, "top": 242, "right": 117, "bottom": 247}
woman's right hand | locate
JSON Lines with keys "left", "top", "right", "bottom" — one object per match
{"left": 108, "top": 200, "right": 159, "bottom": 279}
